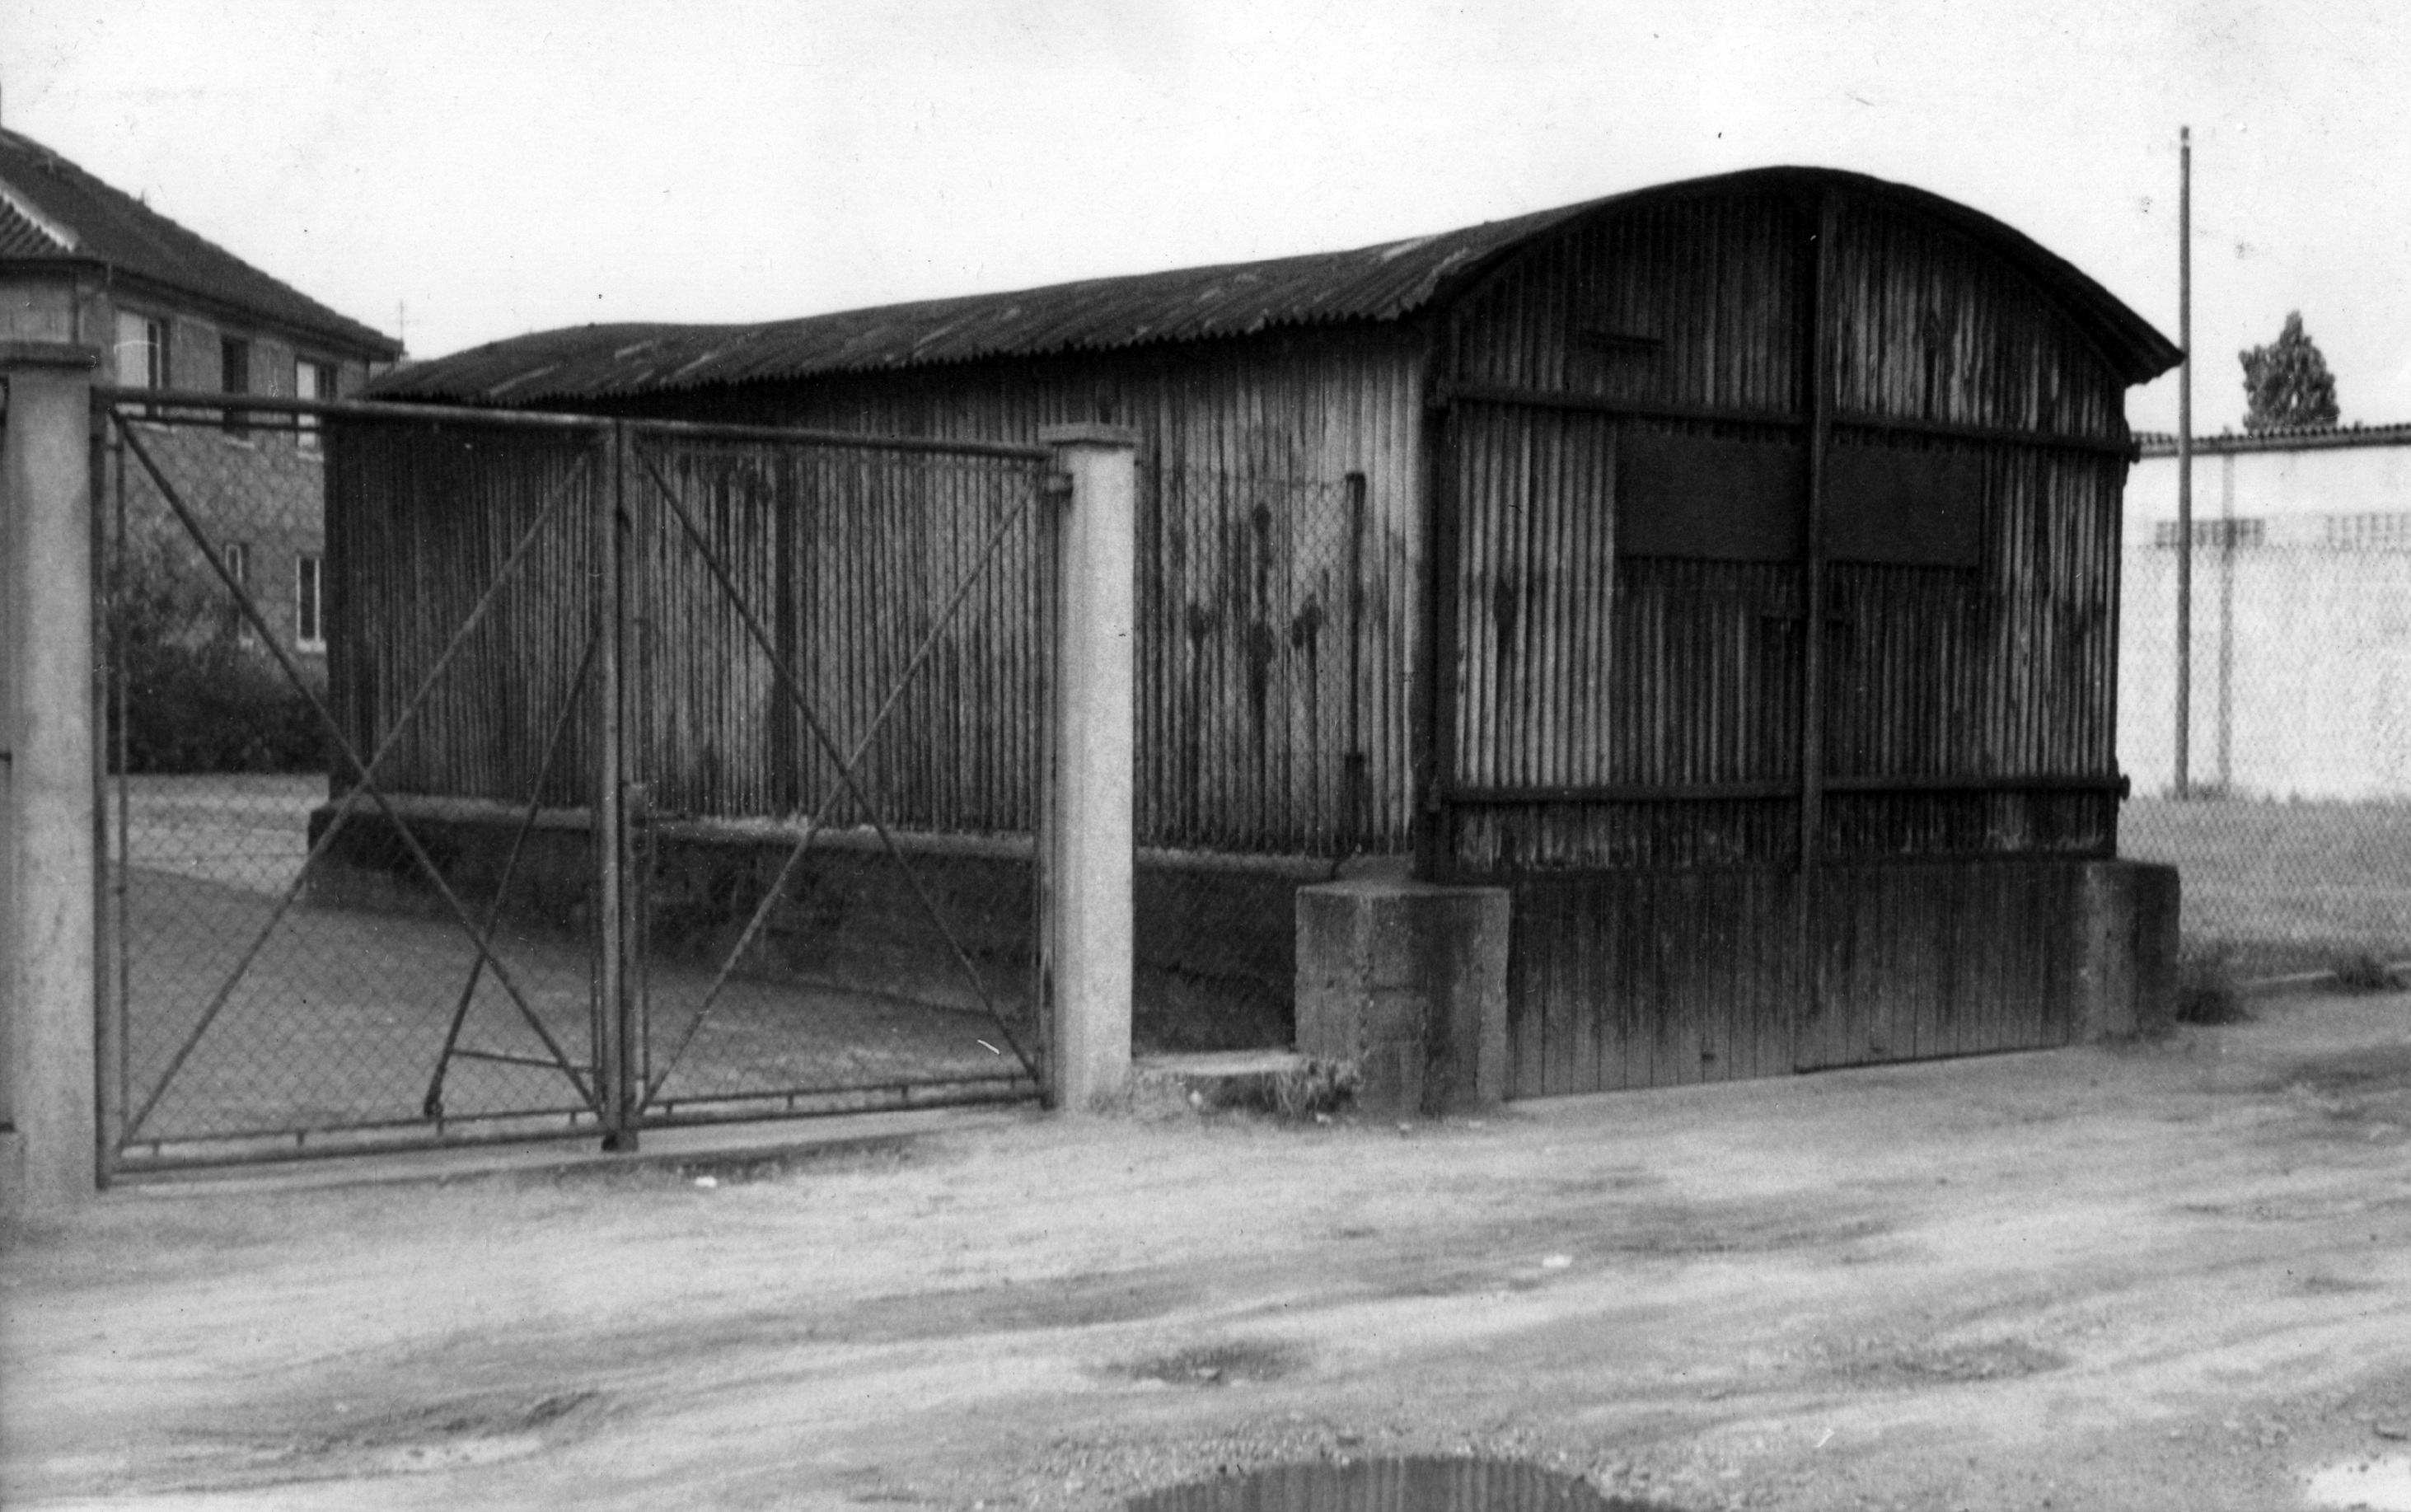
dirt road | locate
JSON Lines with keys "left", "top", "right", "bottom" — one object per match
{"left": 8, "top": 990, "right": 2411, "bottom": 1511}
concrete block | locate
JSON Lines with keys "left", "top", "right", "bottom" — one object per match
{"left": 2076, "top": 860, "right": 2182, "bottom": 1039}
{"left": 1294, "top": 878, "right": 1510, "bottom": 1117}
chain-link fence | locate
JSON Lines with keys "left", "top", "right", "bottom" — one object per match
{"left": 101, "top": 395, "right": 1069, "bottom": 1168}
{"left": 618, "top": 423, "right": 1051, "bottom": 1120}
{"left": 101, "top": 399, "right": 611, "bottom": 1167}
{"left": 1133, "top": 466, "right": 1388, "bottom": 1054}
{"left": 2118, "top": 534, "right": 2411, "bottom": 979}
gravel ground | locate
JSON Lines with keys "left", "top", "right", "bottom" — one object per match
{"left": 11, "top": 986, "right": 2411, "bottom": 1511}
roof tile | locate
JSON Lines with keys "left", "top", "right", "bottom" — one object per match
{"left": 0, "top": 128, "right": 400, "bottom": 358}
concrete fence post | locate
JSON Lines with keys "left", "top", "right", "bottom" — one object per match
{"left": 1, "top": 340, "right": 101, "bottom": 1215}
{"left": 1038, "top": 424, "right": 1137, "bottom": 1111}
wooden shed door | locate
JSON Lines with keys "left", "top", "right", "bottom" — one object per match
{"left": 1448, "top": 405, "right": 1801, "bottom": 1095}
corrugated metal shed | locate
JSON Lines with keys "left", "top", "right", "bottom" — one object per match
{"left": 0, "top": 127, "right": 402, "bottom": 358}
{"left": 375, "top": 167, "right": 2177, "bottom": 406}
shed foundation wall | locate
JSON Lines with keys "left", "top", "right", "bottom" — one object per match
{"left": 1500, "top": 858, "right": 2180, "bottom": 1097}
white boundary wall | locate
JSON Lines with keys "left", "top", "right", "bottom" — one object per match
{"left": 2122, "top": 433, "right": 2411, "bottom": 799}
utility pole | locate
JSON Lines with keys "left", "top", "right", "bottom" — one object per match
{"left": 2175, "top": 125, "right": 2193, "bottom": 799}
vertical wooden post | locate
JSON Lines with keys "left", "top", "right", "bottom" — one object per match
{"left": 1794, "top": 194, "right": 1837, "bottom": 1070}
{"left": 1039, "top": 424, "right": 1136, "bottom": 1111}
{"left": 89, "top": 403, "right": 117, "bottom": 1189}
{"left": 596, "top": 423, "right": 632, "bottom": 1149}
{"left": 2175, "top": 125, "right": 2193, "bottom": 798}
{"left": 1, "top": 340, "right": 102, "bottom": 1215}
{"left": 1031, "top": 470, "right": 1064, "bottom": 1100}
{"left": 2216, "top": 450, "right": 2234, "bottom": 791}
{"left": 1344, "top": 470, "right": 1369, "bottom": 854}
{"left": 1416, "top": 382, "right": 1460, "bottom": 882}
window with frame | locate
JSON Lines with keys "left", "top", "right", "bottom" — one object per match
{"left": 295, "top": 358, "right": 338, "bottom": 452}
{"left": 221, "top": 541, "right": 255, "bottom": 642}
{"left": 114, "top": 310, "right": 173, "bottom": 391}
{"left": 221, "top": 335, "right": 251, "bottom": 436}
{"left": 295, "top": 553, "right": 325, "bottom": 651}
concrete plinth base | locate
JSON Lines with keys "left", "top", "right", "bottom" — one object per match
{"left": 2076, "top": 859, "right": 2181, "bottom": 1038}
{"left": 1295, "top": 879, "right": 1510, "bottom": 1117}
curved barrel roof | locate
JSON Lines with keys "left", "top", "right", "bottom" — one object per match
{"left": 374, "top": 166, "right": 2178, "bottom": 406}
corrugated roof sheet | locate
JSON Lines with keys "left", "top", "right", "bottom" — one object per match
{"left": 0, "top": 128, "right": 402, "bottom": 358}
{"left": 376, "top": 166, "right": 2179, "bottom": 406}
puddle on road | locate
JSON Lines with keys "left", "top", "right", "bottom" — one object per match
{"left": 1129, "top": 1457, "right": 1679, "bottom": 1512}
{"left": 2307, "top": 1454, "right": 2411, "bottom": 1510}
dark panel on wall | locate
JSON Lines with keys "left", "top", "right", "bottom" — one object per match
{"left": 1823, "top": 442, "right": 1984, "bottom": 567}
{"left": 1617, "top": 428, "right": 1806, "bottom": 561}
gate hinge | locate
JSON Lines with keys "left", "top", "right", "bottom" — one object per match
{"left": 1042, "top": 473, "right": 1074, "bottom": 500}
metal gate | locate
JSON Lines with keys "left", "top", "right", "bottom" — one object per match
{"left": 616, "top": 419, "right": 1055, "bottom": 1132}
{"left": 97, "top": 392, "right": 1056, "bottom": 1173}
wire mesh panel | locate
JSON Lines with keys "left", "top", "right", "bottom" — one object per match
{"left": 1129, "top": 466, "right": 1394, "bottom": 1058}
{"left": 1140, "top": 466, "right": 1404, "bottom": 858}
{"left": 100, "top": 395, "right": 615, "bottom": 1168}
{"left": 621, "top": 423, "right": 1054, "bottom": 1123}
{"left": 2118, "top": 536, "right": 2411, "bottom": 976}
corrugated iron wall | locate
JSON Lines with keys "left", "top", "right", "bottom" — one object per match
{"left": 614, "top": 328, "right": 1429, "bottom": 855}
{"left": 1437, "top": 185, "right": 2135, "bottom": 1093}
{"left": 1440, "top": 185, "right": 2128, "bottom": 874}
{"left": 1449, "top": 187, "right": 1809, "bottom": 407}
{"left": 325, "top": 417, "right": 1053, "bottom": 840}
{"left": 325, "top": 418, "right": 607, "bottom": 809}
{"left": 624, "top": 433, "right": 1050, "bottom": 833}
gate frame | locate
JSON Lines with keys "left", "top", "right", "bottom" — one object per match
{"left": 97, "top": 391, "right": 624, "bottom": 1175}
{"left": 612, "top": 415, "right": 1063, "bottom": 1137}
{"left": 12, "top": 379, "right": 1140, "bottom": 1201}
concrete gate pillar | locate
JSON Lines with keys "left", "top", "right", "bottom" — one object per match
{"left": 1, "top": 341, "right": 101, "bottom": 1216}
{"left": 1039, "top": 424, "right": 1138, "bottom": 1112}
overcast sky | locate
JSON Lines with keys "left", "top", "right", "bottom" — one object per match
{"left": 5, "top": 0, "right": 2405, "bottom": 433}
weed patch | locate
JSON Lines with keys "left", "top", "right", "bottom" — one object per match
{"left": 2176, "top": 945, "right": 2250, "bottom": 1024}
{"left": 2333, "top": 952, "right": 2405, "bottom": 993}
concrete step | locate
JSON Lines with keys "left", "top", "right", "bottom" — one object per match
{"left": 1131, "top": 1050, "right": 1359, "bottom": 1118}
